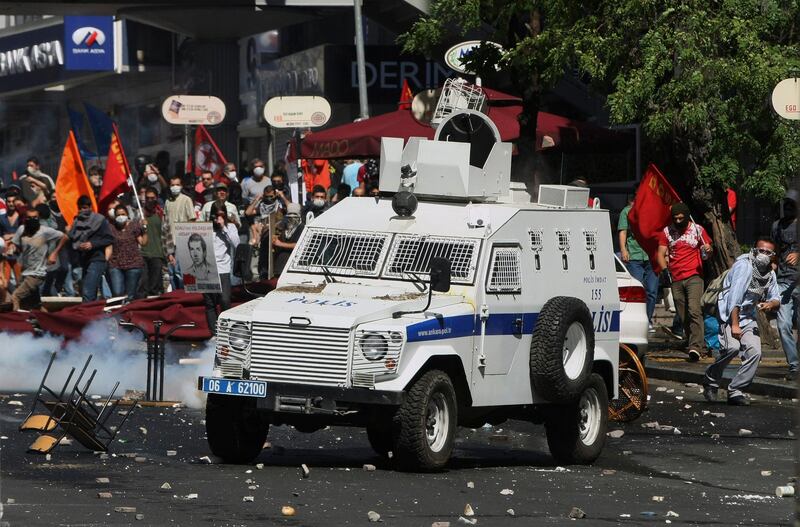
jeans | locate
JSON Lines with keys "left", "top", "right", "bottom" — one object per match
{"left": 624, "top": 259, "right": 659, "bottom": 322}
{"left": 81, "top": 260, "right": 107, "bottom": 302}
{"left": 671, "top": 274, "right": 705, "bottom": 353}
{"left": 777, "top": 281, "right": 799, "bottom": 371}
{"left": 42, "top": 267, "right": 67, "bottom": 296}
{"left": 140, "top": 256, "right": 165, "bottom": 297}
{"left": 203, "top": 273, "right": 232, "bottom": 335}
{"left": 168, "top": 259, "right": 184, "bottom": 291}
{"left": 110, "top": 267, "right": 143, "bottom": 301}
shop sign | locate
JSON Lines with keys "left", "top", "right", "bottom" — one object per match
{"left": 772, "top": 78, "right": 800, "bottom": 120}
{"left": 263, "top": 96, "right": 331, "bottom": 128}
{"left": 444, "top": 40, "right": 503, "bottom": 74}
{"left": 161, "top": 95, "right": 226, "bottom": 125}
{"left": 0, "top": 39, "right": 62, "bottom": 76}
{"left": 64, "top": 16, "right": 115, "bottom": 71}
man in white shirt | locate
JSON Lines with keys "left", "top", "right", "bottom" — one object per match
{"left": 200, "top": 183, "right": 240, "bottom": 227}
{"left": 203, "top": 203, "right": 240, "bottom": 335}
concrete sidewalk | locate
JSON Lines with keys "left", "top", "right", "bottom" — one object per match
{"left": 644, "top": 325, "right": 798, "bottom": 399}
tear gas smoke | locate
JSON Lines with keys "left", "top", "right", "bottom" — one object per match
{"left": 0, "top": 320, "right": 213, "bottom": 409}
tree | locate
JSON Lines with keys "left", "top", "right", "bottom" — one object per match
{"left": 401, "top": 0, "right": 800, "bottom": 276}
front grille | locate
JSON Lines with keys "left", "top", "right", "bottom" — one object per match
{"left": 249, "top": 322, "right": 351, "bottom": 386}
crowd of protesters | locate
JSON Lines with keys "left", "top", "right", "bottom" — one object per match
{"left": 0, "top": 154, "right": 379, "bottom": 316}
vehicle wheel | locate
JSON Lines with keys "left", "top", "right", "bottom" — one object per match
{"left": 366, "top": 424, "right": 393, "bottom": 457}
{"left": 609, "top": 344, "right": 649, "bottom": 422}
{"left": 530, "top": 296, "right": 595, "bottom": 401}
{"left": 205, "top": 394, "right": 268, "bottom": 464}
{"left": 392, "top": 370, "right": 457, "bottom": 471}
{"left": 545, "top": 373, "right": 608, "bottom": 465}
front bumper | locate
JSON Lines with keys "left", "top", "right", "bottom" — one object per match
{"left": 200, "top": 377, "right": 405, "bottom": 413}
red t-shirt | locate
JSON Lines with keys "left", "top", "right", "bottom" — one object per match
{"left": 657, "top": 222, "right": 712, "bottom": 282}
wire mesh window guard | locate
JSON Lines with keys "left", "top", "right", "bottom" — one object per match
{"left": 291, "top": 229, "right": 391, "bottom": 276}
{"left": 487, "top": 246, "right": 522, "bottom": 293}
{"left": 383, "top": 234, "right": 480, "bottom": 284}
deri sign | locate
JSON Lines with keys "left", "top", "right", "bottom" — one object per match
{"left": 64, "top": 16, "right": 114, "bottom": 71}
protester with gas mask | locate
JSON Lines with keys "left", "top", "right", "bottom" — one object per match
{"left": 771, "top": 189, "right": 799, "bottom": 380}
{"left": 67, "top": 195, "right": 114, "bottom": 302}
{"left": 657, "top": 202, "right": 713, "bottom": 362}
{"left": 164, "top": 175, "right": 196, "bottom": 290}
{"left": 273, "top": 202, "right": 304, "bottom": 275}
{"left": 703, "top": 237, "right": 780, "bottom": 405}
{"left": 108, "top": 204, "right": 146, "bottom": 302}
{"left": 139, "top": 187, "right": 171, "bottom": 297}
{"left": 204, "top": 203, "right": 239, "bottom": 335}
{"left": 241, "top": 158, "right": 270, "bottom": 206}
{"left": 6, "top": 206, "right": 67, "bottom": 310}
{"left": 20, "top": 157, "right": 54, "bottom": 207}
{"left": 302, "top": 185, "right": 329, "bottom": 219}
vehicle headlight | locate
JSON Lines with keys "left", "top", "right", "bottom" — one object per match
{"left": 228, "top": 321, "right": 251, "bottom": 352}
{"left": 360, "top": 333, "right": 388, "bottom": 361}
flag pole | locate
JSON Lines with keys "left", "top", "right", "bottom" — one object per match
{"left": 114, "top": 123, "right": 144, "bottom": 219}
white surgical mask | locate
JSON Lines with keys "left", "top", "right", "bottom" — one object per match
{"left": 147, "top": 173, "right": 158, "bottom": 182}
{"left": 313, "top": 198, "right": 325, "bottom": 208}
{"left": 27, "top": 166, "right": 36, "bottom": 175}
{"left": 227, "top": 171, "right": 237, "bottom": 181}
{"left": 108, "top": 208, "right": 115, "bottom": 218}
{"left": 115, "top": 215, "right": 128, "bottom": 224}
{"left": 170, "top": 185, "right": 182, "bottom": 196}
{"left": 253, "top": 166, "right": 265, "bottom": 177}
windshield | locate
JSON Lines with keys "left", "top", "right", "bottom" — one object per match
{"left": 289, "top": 229, "right": 480, "bottom": 284}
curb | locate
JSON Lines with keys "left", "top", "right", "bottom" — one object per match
{"left": 645, "top": 363, "right": 798, "bottom": 400}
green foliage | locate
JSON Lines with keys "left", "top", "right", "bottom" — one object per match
{"left": 401, "top": 0, "right": 800, "bottom": 202}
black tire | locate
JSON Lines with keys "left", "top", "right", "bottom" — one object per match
{"left": 392, "top": 370, "right": 457, "bottom": 471}
{"left": 366, "top": 424, "right": 393, "bottom": 458}
{"left": 205, "top": 394, "right": 268, "bottom": 464}
{"left": 530, "top": 296, "right": 595, "bottom": 401}
{"left": 545, "top": 373, "right": 608, "bottom": 465}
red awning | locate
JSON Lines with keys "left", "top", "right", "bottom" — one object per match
{"left": 287, "top": 87, "right": 626, "bottom": 160}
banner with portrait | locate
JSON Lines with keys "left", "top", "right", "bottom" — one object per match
{"left": 173, "top": 222, "right": 221, "bottom": 293}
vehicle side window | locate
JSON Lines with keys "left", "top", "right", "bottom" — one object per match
{"left": 486, "top": 245, "right": 522, "bottom": 294}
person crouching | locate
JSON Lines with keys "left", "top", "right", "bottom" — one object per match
{"left": 703, "top": 237, "right": 780, "bottom": 406}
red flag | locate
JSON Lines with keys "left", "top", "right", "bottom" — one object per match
{"left": 628, "top": 163, "right": 682, "bottom": 273}
{"left": 11, "top": 170, "right": 17, "bottom": 181}
{"left": 193, "top": 125, "right": 227, "bottom": 180}
{"left": 398, "top": 79, "right": 413, "bottom": 110}
{"left": 98, "top": 124, "right": 131, "bottom": 213}
{"left": 55, "top": 131, "right": 97, "bottom": 226}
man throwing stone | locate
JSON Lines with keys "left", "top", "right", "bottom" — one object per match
{"left": 703, "top": 237, "right": 780, "bottom": 406}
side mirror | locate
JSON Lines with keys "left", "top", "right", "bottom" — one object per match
{"left": 429, "top": 257, "right": 451, "bottom": 293}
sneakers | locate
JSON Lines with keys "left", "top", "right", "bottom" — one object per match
{"left": 687, "top": 349, "right": 701, "bottom": 362}
{"left": 702, "top": 385, "right": 718, "bottom": 402}
{"left": 662, "top": 327, "right": 684, "bottom": 340}
{"left": 785, "top": 371, "right": 798, "bottom": 382}
{"left": 727, "top": 395, "right": 750, "bottom": 406}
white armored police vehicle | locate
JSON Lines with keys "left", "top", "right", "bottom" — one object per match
{"left": 199, "top": 110, "right": 620, "bottom": 471}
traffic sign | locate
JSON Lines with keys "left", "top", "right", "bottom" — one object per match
{"left": 161, "top": 95, "right": 226, "bottom": 125}
{"left": 263, "top": 96, "right": 331, "bottom": 128}
{"left": 771, "top": 78, "right": 800, "bottom": 120}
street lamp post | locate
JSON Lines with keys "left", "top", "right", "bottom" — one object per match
{"left": 353, "top": 0, "right": 369, "bottom": 119}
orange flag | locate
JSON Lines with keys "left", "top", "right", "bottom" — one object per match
{"left": 55, "top": 131, "right": 96, "bottom": 226}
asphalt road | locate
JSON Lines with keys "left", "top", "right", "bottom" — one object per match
{"left": 0, "top": 379, "right": 796, "bottom": 527}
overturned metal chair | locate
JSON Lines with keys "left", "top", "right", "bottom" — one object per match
{"left": 22, "top": 352, "right": 136, "bottom": 454}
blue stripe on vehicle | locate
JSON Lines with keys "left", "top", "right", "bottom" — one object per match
{"left": 405, "top": 311, "right": 620, "bottom": 342}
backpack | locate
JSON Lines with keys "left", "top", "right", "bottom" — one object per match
{"left": 701, "top": 269, "right": 731, "bottom": 316}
